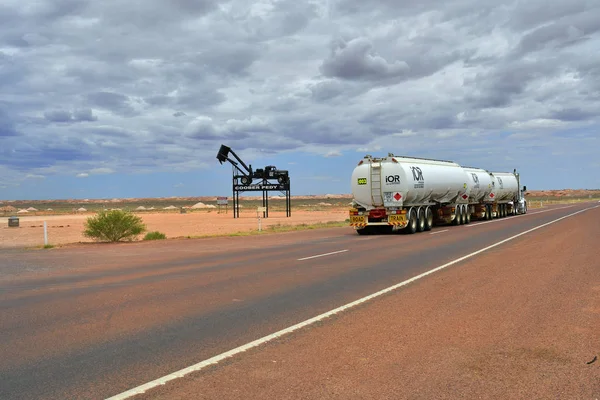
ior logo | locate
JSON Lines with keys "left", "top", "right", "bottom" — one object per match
{"left": 357, "top": 178, "right": 367, "bottom": 185}
{"left": 385, "top": 175, "right": 400, "bottom": 184}
{"left": 471, "top": 173, "right": 480, "bottom": 189}
{"left": 498, "top": 177, "right": 504, "bottom": 189}
{"left": 410, "top": 166, "right": 424, "bottom": 181}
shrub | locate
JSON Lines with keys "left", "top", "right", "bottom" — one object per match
{"left": 83, "top": 210, "right": 146, "bottom": 242}
{"left": 143, "top": 231, "right": 167, "bottom": 241}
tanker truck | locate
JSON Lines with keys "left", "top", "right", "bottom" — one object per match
{"left": 349, "top": 154, "right": 527, "bottom": 235}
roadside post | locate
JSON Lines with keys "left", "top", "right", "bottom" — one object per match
{"left": 44, "top": 221, "right": 48, "bottom": 246}
{"left": 257, "top": 206, "right": 266, "bottom": 231}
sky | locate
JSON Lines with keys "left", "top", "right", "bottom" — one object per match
{"left": 1, "top": 0, "right": 599, "bottom": 200}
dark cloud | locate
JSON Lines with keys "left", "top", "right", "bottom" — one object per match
{"left": 465, "top": 60, "right": 560, "bottom": 108}
{"left": 320, "top": 37, "right": 409, "bottom": 81}
{"left": 44, "top": 110, "right": 72, "bottom": 122}
{"left": 87, "top": 91, "right": 136, "bottom": 116}
{"left": 507, "top": 0, "right": 594, "bottom": 30}
{"left": 44, "top": 108, "right": 97, "bottom": 123}
{"left": 309, "top": 80, "right": 345, "bottom": 102}
{"left": 513, "top": 12, "right": 600, "bottom": 56}
{"left": 1, "top": 139, "right": 94, "bottom": 170}
{"left": 550, "top": 108, "right": 595, "bottom": 122}
{"left": 201, "top": 44, "right": 263, "bottom": 75}
{"left": 73, "top": 108, "right": 98, "bottom": 122}
{"left": 0, "top": 108, "right": 21, "bottom": 137}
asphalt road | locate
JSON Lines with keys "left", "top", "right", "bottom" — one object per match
{"left": 0, "top": 203, "right": 597, "bottom": 399}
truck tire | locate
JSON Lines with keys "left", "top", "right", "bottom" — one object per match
{"left": 452, "top": 207, "right": 461, "bottom": 226}
{"left": 356, "top": 226, "right": 372, "bottom": 235}
{"left": 417, "top": 208, "right": 425, "bottom": 232}
{"left": 424, "top": 207, "right": 433, "bottom": 231}
{"left": 464, "top": 205, "right": 471, "bottom": 224}
{"left": 405, "top": 209, "right": 417, "bottom": 234}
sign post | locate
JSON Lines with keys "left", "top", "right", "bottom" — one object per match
{"left": 217, "top": 197, "right": 228, "bottom": 214}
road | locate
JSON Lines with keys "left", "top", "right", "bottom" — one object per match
{"left": 1, "top": 203, "right": 598, "bottom": 399}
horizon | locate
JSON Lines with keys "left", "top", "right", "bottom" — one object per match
{"left": 2, "top": 188, "right": 599, "bottom": 204}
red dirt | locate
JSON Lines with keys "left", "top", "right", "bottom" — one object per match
{"left": 0, "top": 209, "right": 348, "bottom": 249}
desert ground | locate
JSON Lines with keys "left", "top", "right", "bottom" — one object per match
{"left": 0, "top": 209, "right": 350, "bottom": 249}
{"left": 0, "top": 190, "right": 598, "bottom": 249}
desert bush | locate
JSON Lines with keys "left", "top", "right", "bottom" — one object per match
{"left": 143, "top": 231, "right": 167, "bottom": 240}
{"left": 83, "top": 210, "right": 146, "bottom": 242}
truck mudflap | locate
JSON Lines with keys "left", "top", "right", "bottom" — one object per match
{"left": 348, "top": 209, "right": 408, "bottom": 228}
{"left": 349, "top": 214, "right": 368, "bottom": 227}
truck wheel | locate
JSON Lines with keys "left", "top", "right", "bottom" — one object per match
{"left": 464, "top": 205, "right": 471, "bottom": 224}
{"left": 356, "top": 227, "right": 371, "bottom": 235}
{"left": 405, "top": 209, "right": 417, "bottom": 234}
{"left": 486, "top": 205, "right": 492, "bottom": 220}
{"left": 452, "top": 207, "right": 460, "bottom": 226}
{"left": 417, "top": 208, "right": 425, "bottom": 232}
{"left": 424, "top": 207, "right": 433, "bottom": 231}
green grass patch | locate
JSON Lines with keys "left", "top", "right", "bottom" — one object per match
{"left": 182, "top": 220, "right": 349, "bottom": 240}
{"left": 143, "top": 231, "right": 167, "bottom": 240}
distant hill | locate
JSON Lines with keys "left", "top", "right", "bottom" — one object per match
{"left": 524, "top": 189, "right": 600, "bottom": 198}
{"left": 2, "top": 190, "right": 600, "bottom": 206}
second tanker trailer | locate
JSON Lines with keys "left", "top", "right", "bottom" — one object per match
{"left": 349, "top": 153, "right": 527, "bottom": 234}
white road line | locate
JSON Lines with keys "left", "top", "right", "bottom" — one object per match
{"left": 429, "top": 229, "right": 449, "bottom": 235}
{"left": 297, "top": 249, "right": 348, "bottom": 261}
{"left": 105, "top": 205, "right": 597, "bottom": 400}
{"left": 466, "top": 205, "right": 576, "bottom": 227}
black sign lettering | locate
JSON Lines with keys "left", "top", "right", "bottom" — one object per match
{"left": 385, "top": 175, "right": 400, "bottom": 184}
{"left": 498, "top": 177, "right": 504, "bottom": 189}
{"left": 471, "top": 173, "right": 480, "bottom": 189}
{"left": 410, "top": 166, "right": 424, "bottom": 182}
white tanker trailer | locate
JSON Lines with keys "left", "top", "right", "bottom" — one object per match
{"left": 349, "top": 154, "right": 527, "bottom": 235}
{"left": 488, "top": 170, "right": 528, "bottom": 217}
{"left": 463, "top": 166, "right": 494, "bottom": 220}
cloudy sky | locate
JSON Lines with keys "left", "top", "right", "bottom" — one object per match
{"left": 1, "top": 0, "right": 599, "bottom": 200}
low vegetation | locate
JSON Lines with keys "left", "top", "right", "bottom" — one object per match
{"left": 83, "top": 210, "right": 146, "bottom": 242}
{"left": 143, "top": 231, "right": 167, "bottom": 240}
